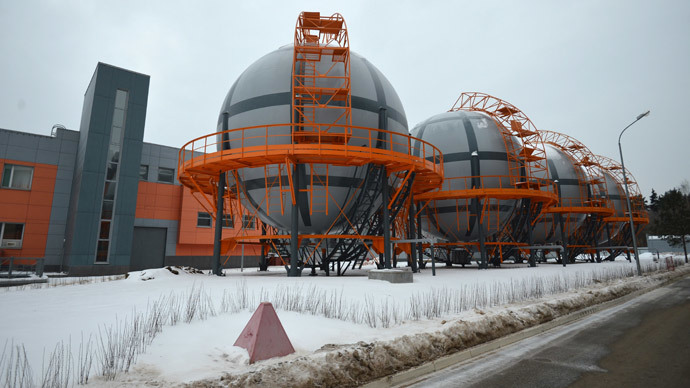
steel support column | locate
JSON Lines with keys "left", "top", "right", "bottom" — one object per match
{"left": 557, "top": 213, "right": 569, "bottom": 266}
{"left": 476, "top": 199, "right": 487, "bottom": 269}
{"left": 382, "top": 166, "right": 391, "bottom": 269}
{"left": 605, "top": 223, "right": 613, "bottom": 259}
{"left": 593, "top": 216, "right": 601, "bottom": 262}
{"left": 212, "top": 172, "right": 226, "bottom": 276}
{"left": 409, "top": 192, "right": 418, "bottom": 273}
{"left": 527, "top": 204, "right": 537, "bottom": 267}
{"left": 289, "top": 163, "right": 300, "bottom": 277}
{"left": 417, "top": 205, "right": 424, "bottom": 269}
{"left": 259, "top": 223, "right": 267, "bottom": 271}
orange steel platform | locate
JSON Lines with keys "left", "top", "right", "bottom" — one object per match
{"left": 177, "top": 123, "right": 444, "bottom": 208}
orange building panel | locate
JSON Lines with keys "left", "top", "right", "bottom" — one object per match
{"left": 0, "top": 159, "right": 57, "bottom": 258}
{"left": 177, "top": 186, "right": 262, "bottom": 257}
{"left": 134, "top": 182, "right": 261, "bottom": 258}
{"left": 135, "top": 181, "right": 182, "bottom": 221}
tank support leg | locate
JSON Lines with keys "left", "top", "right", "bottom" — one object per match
{"left": 557, "top": 214, "right": 569, "bottom": 266}
{"left": 382, "top": 166, "right": 391, "bottom": 269}
{"left": 527, "top": 205, "right": 537, "bottom": 267}
{"left": 212, "top": 172, "right": 225, "bottom": 276}
{"left": 605, "top": 223, "right": 613, "bottom": 260}
{"left": 259, "top": 223, "right": 267, "bottom": 271}
{"left": 417, "top": 205, "right": 425, "bottom": 269}
{"left": 592, "top": 216, "right": 601, "bottom": 262}
{"left": 378, "top": 106, "right": 392, "bottom": 270}
{"left": 478, "top": 211, "right": 487, "bottom": 270}
{"left": 409, "top": 193, "right": 418, "bottom": 273}
{"left": 392, "top": 224, "right": 397, "bottom": 268}
{"left": 289, "top": 163, "right": 300, "bottom": 277}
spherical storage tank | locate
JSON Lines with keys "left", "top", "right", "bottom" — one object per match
{"left": 411, "top": 110, "right": 520, "bottom": 241}
{"left": 598, "top": 169, "right": 626, "bottom": 243}
{"left": 531, "top": 144, "right": 588, "bottom": 243}
{"left": 217, "top": 45, "right": 408, "bottom": 233}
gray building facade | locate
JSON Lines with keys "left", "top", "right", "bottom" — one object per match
{"left": 63, "top": 63, "right": 150, "bottom": 275}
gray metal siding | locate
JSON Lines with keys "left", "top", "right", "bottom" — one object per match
{"left": 44, "top": 129, "right": 79, "bottom": 269}
{"left": 0, "top": 131, "right": 8, "bottom": 158}
{"left": 140, "top": 142, "right": 180, "bottom": 185}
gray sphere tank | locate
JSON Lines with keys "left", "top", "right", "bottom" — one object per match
{"left": 217, "top": 45, "right": 408, "bottom": 233}
{"left": 531, "top": 144, "right": 588, "bottom": 244}
{"left": 410, "top": 110, "right": 519, "bottom": 242}
{"left": 598, "top": 169, "right": 626, "bottom": 243}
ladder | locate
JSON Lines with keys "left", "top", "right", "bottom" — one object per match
{"left": 264, "top": 164, "right": 291, "bottom": 217}
{"left": 307, "top": 164, "right": 329, "bottom": 215}
{"left": 292, "top": 12, "right": 352, "bottom": 143}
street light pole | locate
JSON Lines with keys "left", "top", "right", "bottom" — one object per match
{"left": 618, "top": 110, "right": 650, "bottom": 276}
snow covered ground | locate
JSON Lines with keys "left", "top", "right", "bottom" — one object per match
{"left": 0, "top": 252, "right": 687, "bottom": 387}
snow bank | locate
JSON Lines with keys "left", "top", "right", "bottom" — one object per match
{"left": 124, "top": 266, "right": 205, "bottom": 281}
{"left": 193, "top": 266, "right": 690, "bottom": 388}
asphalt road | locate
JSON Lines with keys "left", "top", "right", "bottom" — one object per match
{"left": 401, "top": 275, "right": 690, "bottom": 388}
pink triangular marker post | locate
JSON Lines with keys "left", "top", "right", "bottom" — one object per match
{"left": 234, "top": 302, "right": 295, "bottom": 364}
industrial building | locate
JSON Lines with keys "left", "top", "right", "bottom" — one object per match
{"left": 0, "top": 63, "right": 262, "bottom": 275}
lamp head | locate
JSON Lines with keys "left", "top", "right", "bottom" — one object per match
{"left": 636, "top": 110, "right": 650, "bottom": 120}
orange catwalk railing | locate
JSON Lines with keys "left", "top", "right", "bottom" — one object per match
{"left": 178, "top": 123, "right": 444, "bottom": 198}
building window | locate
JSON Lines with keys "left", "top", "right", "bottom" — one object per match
{"left": 95, "top": 88, "right": 128, "bottom": 264}
{"left": 158, "top": 167, "right": 175, "bottom": 183}
{"left": 0, "top": 223, "right": 24, "bottom": 249}
{"left": 1, "top": 164, "right": 34, "bottom": 190}
{"left": 96, "top": 240, "right": 109, "bottom": 263}
{"left": 242, "top": 215, "right": 256, "bottom": 229}
{"left": 222, "top": 214, "right": 233, "bottom": 229}
{"left": 101, "top": 200, "right": 114, "bottom": 220}
{"left": 139, "top": 165, "right": 149, "bottom": 181}
{"left": 197, "top": 212, "right": 212, "bottom": 228}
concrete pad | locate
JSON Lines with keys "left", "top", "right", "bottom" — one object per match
{"left": 368, "top": 267, "right": 413, "bottom": 283}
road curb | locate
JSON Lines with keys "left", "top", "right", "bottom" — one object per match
{"left": 362, "top": 270, "right": 690, "bottom": 388}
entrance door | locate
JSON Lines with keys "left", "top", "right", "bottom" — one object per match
{"left": 131, "top": 227, "right": 167, "bottom": 271}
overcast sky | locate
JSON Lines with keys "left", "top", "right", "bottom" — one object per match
{"left": 1, "top": 0, "right": 688, "bottom": 198}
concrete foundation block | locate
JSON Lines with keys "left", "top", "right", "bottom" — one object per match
{"left": 368, "top": 267, "right": 413, "bottom": 283}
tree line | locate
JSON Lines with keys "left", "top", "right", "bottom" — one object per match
{"left": 647, "top": 180, "right": 690, "bottom": 262}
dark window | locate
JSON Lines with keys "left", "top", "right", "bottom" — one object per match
{"left": 242, "top": 215, "right": 255, "bottom": 229}
{"left": 107, "top": 143, "right": 120, "bottom": 163}
{"left": 158, "top": 167, "right": 175, "bottom": 183}
{"left": 103, "top": 181, "right": 116, "bottom": 200}
{"left": 197, "top": 212, "right": 212, "bottom": 227}
{"left": 99, "top": 221, "right": 111, "bottom": 239}
{"left": 101, "top": 200, "right": 114, "bottom": 220}
{"left": 1, "top": 164, "right": 34, "bottom": 190}
{"left": 95, "top": 88, "right": 128, "bottom": 265}
{"left": 96, "top": 240, "right": 109, "bottom": 263}
{"left": 106, "top": 163, "right": 118, "bottom": 180}
{"left": 0, "top": 223, "right": 25, "bottom": 249}
{"left": 139, "top": 165, "right": 149, "bottom": 181}
{"left": 222, "top": 214, "right": 233, "bottom": 228}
